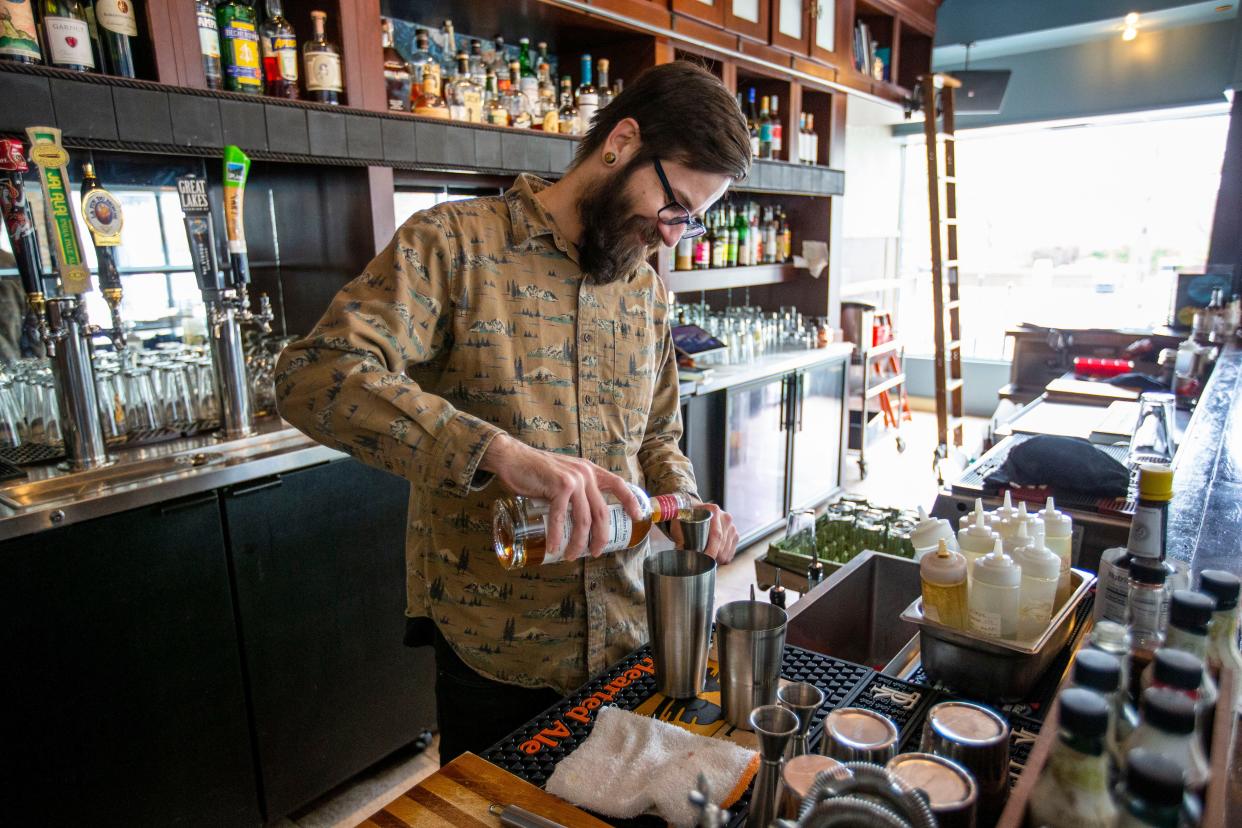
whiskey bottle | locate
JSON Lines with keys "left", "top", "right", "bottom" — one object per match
{"left": 194, "top": 0, "right": 222, "bottom": 89}
{"left": 260, "top": 0, "right": 298, "bottom": 99}
{"left": 556, "top": 75, "right": 578, "bottom": 135}
{"left": 533, "top": 61, "right": 557, "bottom": 131}
{"left": 597, "top": 58, "right": 612, "bottom": 110}
{"left": 494, "top": 486, "right": 693, "bottom": 569}
{"left": 575, "top": 53, "right": 598, "bottom": 133}
{"left": 412, "top": 68, "right": 449, "bottom": 119}
{"left": 408, "top": 27, "right": 434, "bottom": 94}
{"left": 446, "top": 51, "right": 481, "bottom": 123}
{"left": 94, "top": 0, "right": 137, "bottom": 77}
{"left": 302, "top": 9, "right": 342, "bottom": 105}
{"left": 504, "top": 60, "right": 531, "bottom": 128}
{"left": 0, "top": 0, "right": 43, "bottom": 64}
{"left": 40, "top": 0, "right": 95, "bottom": 72}
{"left": 216, "top": 0, "right": 262, "bottom": 94}
{"left": 484, "top": 71, "right": 507, "bottom": 126}
{"left": 380, "top": 18, "right": 410, "bottom": 112}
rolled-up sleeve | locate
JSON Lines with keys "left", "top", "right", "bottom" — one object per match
{"left": 275, "top": 211, "right": 503, "bottom": 497}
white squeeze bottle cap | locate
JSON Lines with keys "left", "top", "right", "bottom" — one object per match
{"left": 958, "top": 510, "right": 1000, "bottom": 558}
{"left": 974, "top": 539, "right": 1021, "bottom": 587}
{"left": 1038, "top": 497, "right": 1072, "bottom": 541}
{"left": 1016, "top": 501, "right": 1046, "bottom": 548}
{"left": 921, "top": 538, "right": 967, "bottom": 585}
{"left": 1012, "top": 534, "right": 1061, "bottom": 580}
{"left": 989, "top": 490, "right": 1019, "bottom": 529}
{"left": 959, "top": 497, "right": 988, "bottom": 532}
{"left": 911, "top": 506, "right": 959, "bottom": 558}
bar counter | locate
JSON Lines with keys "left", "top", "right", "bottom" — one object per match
{"left": 1167, "top": 339, "right": 1242, "bottom": 574}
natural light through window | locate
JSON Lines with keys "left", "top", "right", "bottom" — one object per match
{"left": 897, "top": 106, "right": 1230, "bottom": 359}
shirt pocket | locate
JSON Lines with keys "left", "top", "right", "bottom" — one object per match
{"left": 612, "top": 317, "right": 655, "bottom": 423}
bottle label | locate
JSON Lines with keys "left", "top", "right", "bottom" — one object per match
{"left": 542, "top": 110, "right": 558, "bottom": 132}
{"left": 519, "top": 76, "right": 539, "bottom": 106}
{"left": 461, "top": 90, "right": 483, "bottom": 123}
{"left": 693, "top": 239, "right": 709, "bottom": 267}
{"left": 1099, "top": 557, "right": 1131, "bottom": 624}
{"left": 542, "top": 503, "right": 635, "bottom": 564}
{"left": 197, "top": 11, "right": 220, "bottom": 59}
{"left": 0, "top": 1, "right": 41, "bottom": 61}
{"left": 1129, "top": 587, "right": 1164, "bottom": 634}
{"left": 44, "top": 16, "right": 95, "bottom": 68}
{"left": 969, "top": 607, "right": 1002, "bottom": 637}
{"left": 263, "top": 35, "right": 298, "bottom": 81}
{"left": 81, "top": 188, "right": 124, "bottom": 246}
{"left": 95, "top": 0, "right": 137, "bottom": 37}
{"left": 305, "top": 51, "right": 342, "bottom": 92}
{"left": 222, "top": 19, "right": 261, "bottom": 86}
{"left": 1127, "top": 503, "right": 1165, "bottom": 558}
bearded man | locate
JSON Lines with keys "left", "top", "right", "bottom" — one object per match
{"left": 276, "top": 61, "right": 752, "bottom": 762}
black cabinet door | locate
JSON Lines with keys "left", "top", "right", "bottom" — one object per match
{"left": 222, "top": 458, "right": 436, "bottom": 820}
{"left": 1, "top": 494, "right": 260, "bottom": 827}
{"left": 790, "top": 358, "right": 847, "bottom": 509}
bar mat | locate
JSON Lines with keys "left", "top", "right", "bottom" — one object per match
{"left": 0, "top": 442, "right": 65, "bottom": 467}
{"left": 838, "top": 673, "right": 938, "bottom": 753}
{"left": 1006, "top": 713, "right": 1044, "bottom": 790}
{"left": 481, "top": 643, "right": 876, "bottom": 827}
{"left": 0, "top": 455, "right": 26, "bottom": 482}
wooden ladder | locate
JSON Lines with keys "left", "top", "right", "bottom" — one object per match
{"left": 920, "top": 73, "right": 964, "bottom": 480}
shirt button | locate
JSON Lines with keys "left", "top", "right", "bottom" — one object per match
{"left": 589, "top": 581, "right": 598, "bottom": 591}
{"left": 582, "top": 333, "right": 592, "bottom": 342}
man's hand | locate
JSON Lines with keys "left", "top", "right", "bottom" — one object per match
{"left": 480, "top": 434, "right": 643, "bottom": 561}
{"left": 669, "top": 501, "right": 740, "bottom": 565}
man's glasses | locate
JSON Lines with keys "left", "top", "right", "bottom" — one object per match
{"left": 653, "top": 158, "right": 706, "bottom": 239}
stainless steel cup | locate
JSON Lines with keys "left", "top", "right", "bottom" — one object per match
{"left": 886, "top": 752, "right": 978, "bottom": 828}
{"left": 777, "top": 681, "right": 826, "bottom": 757}
{"left": 716, "top": 600, "right": 788, "bottom": 728}
{"left": 643, "top": 548, "right": 716, "bottom": 698}
{"left": 921, "top": 701, "right": 1010, "bottom": 825}
{"left": 820, "top": 707, "right": 899, "bottom": 764}
{"left": 678, "top": 507, "right": 714, "bottom": 554}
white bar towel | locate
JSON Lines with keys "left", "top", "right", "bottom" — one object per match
{"left": 545, "top": 706, "right": 760, "bottom": 827}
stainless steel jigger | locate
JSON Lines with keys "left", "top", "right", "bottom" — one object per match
{"left": 746, "top": 704, "right": 799, "bottom": 828}
{"left": 777, "top": 682, "right": 826, "bottom": 758}
{"left": 678, "top": 507, "right": 713, "bottom": 553}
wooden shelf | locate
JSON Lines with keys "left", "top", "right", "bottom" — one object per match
{"left": 666, "top": 263, "right": 800, "bottom": 292}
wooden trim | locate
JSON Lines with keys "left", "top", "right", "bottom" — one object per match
{"left": 770, "top": 0, "right": 811, "bottom": 55}
{"left": 827, "top": 91, "right": 846, "bottom": 167}
{"left": 336, "top": 0, "right": 387, "bottom": 113}
{"left": 784, "top": 81, "right": 803, "bottom": 163}
{"left": 146, "top": 0, "right": 207, "bottom": 88}
{"left": 672, "top": 0, "right": 727, "bottom": 28}
{"left": 724, "top": 0, "right": 770, "bottom": 42}
{"left": 595, "top": 0, "right": 674, "bottom": 29}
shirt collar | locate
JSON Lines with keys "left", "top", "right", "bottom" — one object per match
{"left": 505, "top": 174, "right": 577, "bottom": 259}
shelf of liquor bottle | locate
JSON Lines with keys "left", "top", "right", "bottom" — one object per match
{"left": 738, "top": 158, "right": 844, "bottom": 197}
{"left": 665, "top": 262, "right": 800, "bottom": 292}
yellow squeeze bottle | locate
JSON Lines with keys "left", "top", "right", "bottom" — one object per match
{"left": 920, "top": 539, "right": 969, "bottom": 630}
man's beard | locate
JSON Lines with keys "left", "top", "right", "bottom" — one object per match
{"left": 577, "top": 164, "right": 662, "bottom": 285}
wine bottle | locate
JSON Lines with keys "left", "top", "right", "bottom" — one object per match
{"left": 259, "top": 0, "right": 298, "bottom": 99}
{"left": 194, "top": 0, "right": 222, "bottom": 89}
{"left": 93, "top": 0, "right": 136, "bottom": 77}
{"left": 41, "top": 0, "right": 95, "bottom": 72}
{"left": 0, "top": 0, "right": 43, "bottom": 64}
{"left": 302, "top": 9, "right": 342, "bottom": 105}
{"left": 216, "top": 0, "right": 262, "bottom": 94}
{"left": 493, "top": 486, "right": 692, "bottom": 569}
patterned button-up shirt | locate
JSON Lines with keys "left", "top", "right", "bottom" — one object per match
{"left": 275, "top": 174, "right": 698, "bottom": 694}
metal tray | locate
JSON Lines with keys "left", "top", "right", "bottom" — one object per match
{"left": 898, "top": 568, "right": 1096, "bottom": 702}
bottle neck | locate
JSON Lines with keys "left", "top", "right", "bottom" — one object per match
{"left": 580, "top": 61, "right": 593, "bottom": 86}
{"left": 1165, "top": 625, "right": 1209, "bottom": 659}
{"left": 1048, "top": 731, "right": 1110, "bottom": 794}
{"left": 266, "top": 0, "right": 284, "bottom": 18}
{"left": 598, "top": 65, "right": 609, "bottom": 88}
{"left": 381, "top": 26, "right": 392, "bottom": 49}
{"left": 312, "top": 17, "right": 325, "bottom": 39}
{"left": 1126, "top": 496, "right": 1169, "bottom": 559}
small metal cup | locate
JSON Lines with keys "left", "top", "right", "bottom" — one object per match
{"left": 780, "top": 754, "right": 843, "bottom": 818}
{"left": 777, "top": 681, "right": 826, "bottom": 757}
{"left": 921, "top": 701, "right": 1010, "bottom": 825}
{"left": 886, "top": 752, "right": 978, "bottom": 828}
{"left": 716, "top": 600, "right": 788, "bottom": 729}
{"left": 746, "top": 704, "right": 799, "bottom": 828}
{"left": 820, "top": 707, "right": 899, "bottom": 764}
{"left": 678, "top": 507, "right": 713, "bottom": 554}
{"left": 643, "top": 548, "right": 716, "bottom": 698}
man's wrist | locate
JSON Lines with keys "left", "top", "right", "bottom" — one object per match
{"left": 479, "top": 431, "right": 516, "bottom": 475}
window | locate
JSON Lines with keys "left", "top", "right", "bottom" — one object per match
{"left": 393, "top": 187, "right": 492, "bottom": 225}
{"left": 0, "top": 183, "right": 204, "bottom": 335}
{"left": 896, "top": 105, "right": 1230, "bottom": 359}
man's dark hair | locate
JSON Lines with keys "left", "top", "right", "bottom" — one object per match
{"left": 573, "top": 61, "right": 751, "bottom": 181}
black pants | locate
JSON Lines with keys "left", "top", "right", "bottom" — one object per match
{"left": 414, "top": 620, "right": 562, "bottom": 764}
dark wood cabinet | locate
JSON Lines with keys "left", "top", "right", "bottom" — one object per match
{"left": 673, "top": 0, "right": 727, "bottom": 27}
{"left": 770, "top": 0, "right": 811, "bottom": 54}
{"left": 1, "top": 494, "right": 261, "bottom": 827}
{"left": 725, "top": 0, "right": 770, "bottom": 41}
{"left": 222, "top": 458, "right": 436, "bottom": 819}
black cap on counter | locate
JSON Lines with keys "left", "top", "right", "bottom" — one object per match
{"left": 1073, "top": 649, "right": 1121, "bottom": 694}
{"left": 1140, "top": 687, "right": 1197, "bottom": 735}
{"left": 1058, "top": 688, "right": 1109, "bottom": 738}
{"left": 1129, "top": 557, "right": 1167, "bottom": 585}
{"left": 1151, "top": 648, "right": 1204, "bottom": 692}
{"left": 1169, "top": 590, "right": 1215, "bottom": 634}
{"left": 1199, "top": 569, "right": 1240, "bottom": 611}
{"left": 1124, "top": 748, "right": 1185, "bottom": 807}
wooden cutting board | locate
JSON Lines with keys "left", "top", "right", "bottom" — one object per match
{"left": 357, "top": 752, "right": 609, "bottom": 828}
{"left": 1044, "top": 377, "right": 1140, "bottom": 405}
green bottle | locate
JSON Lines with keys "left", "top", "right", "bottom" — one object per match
{"left": 216, "top": 0, "right": 262, "bottom": 94}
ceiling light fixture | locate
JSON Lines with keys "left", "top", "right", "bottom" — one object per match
{"left": 1123, "top": 11, "right": 1139, "bottom": 41}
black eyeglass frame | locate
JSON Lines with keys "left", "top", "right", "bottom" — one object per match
{"left": 653, "top": 159, "right": 707, "bottom": 239}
